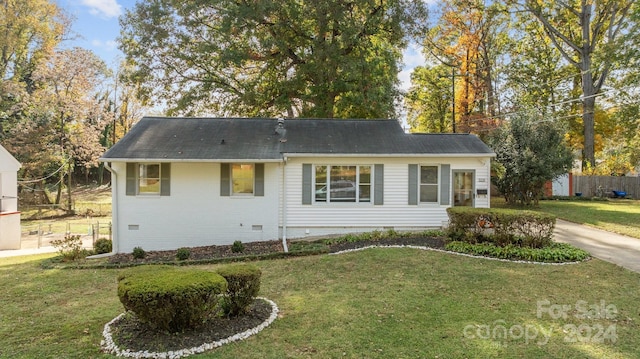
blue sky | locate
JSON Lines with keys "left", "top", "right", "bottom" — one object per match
{"left": 55, "top": 0, "right": 425, "bottom": 91}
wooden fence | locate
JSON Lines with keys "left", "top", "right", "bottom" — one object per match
{"left": 573, "top": 175, "right": 640, "bottom": 199}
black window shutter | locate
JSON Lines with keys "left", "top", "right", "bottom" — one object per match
{"left": 126, "top": 163, "right": 136, "bottom": 196}
{"left": 374, "top": 164, "right": 384, "bottom": 205}
{"left": 255, "top": 163, "right": 264, "bottom": 196}
{"left": 408, "top": 164, "right": 418, "bottom": 205}
{"left": 440, "top": 164, "right": 451, "bottom": 205}
{"left": 220, "top": 163, "right": 230, "bottom": 196}
{"left": 302, "top": 164, "right": 312, "bottom": 204}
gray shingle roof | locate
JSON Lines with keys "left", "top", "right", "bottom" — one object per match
{"left": 100, "top": 117, "right": 495, "bottom": 161}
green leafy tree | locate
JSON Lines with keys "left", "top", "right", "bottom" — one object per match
{"left": 27, "top": 47, "right": 111, "bottom": 209}
{"left": 503, "top": 15, "right": 573, "bottom": 116}
{"left": 488, "top": 110, "right": 574, "bottom": 206}
{"left": 0, "top": 0, "right": 69, "bottom": 137}
{"left": 405, "top": 64, "right": 452, "bottom": 133}
{"left": 119, "top": 0, "right": 428, "bottom": 118}
{"left": 517, "top": 0, "right": 635, "bottom": 168}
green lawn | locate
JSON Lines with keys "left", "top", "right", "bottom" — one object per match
{"left": 493, "top": 197, "right": 640, "bottom": 239}
{"left": 1, "top": 249, "right": 639, "bottom": 358}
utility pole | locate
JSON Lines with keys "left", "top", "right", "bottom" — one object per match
{"left": 451, "top": 67, "right": 456, "bottom": 133}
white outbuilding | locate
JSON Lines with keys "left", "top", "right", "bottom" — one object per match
{"left": 0, "top": 144, "right": 21, "bottom": 250}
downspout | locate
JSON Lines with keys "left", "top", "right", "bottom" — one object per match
{"left": 103, "top": 162, "right": 119, "bottom": 254}
{"left": 281, "top": 157, "right": 289, "bottom": 252}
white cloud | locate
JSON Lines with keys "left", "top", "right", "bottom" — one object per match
{"left": 81, "top": 0, "right": 122, "bottom": 18}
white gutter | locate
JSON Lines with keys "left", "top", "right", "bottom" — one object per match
{"left": 99, "top": 158, "right": 284, "bottom": 163}
{"left": 103, "top": 162, "right": 119, "bottom": 254}
{"left": 281, "top": 153, "right": 496, "bottom": 158}
{"left": 281, "top": 157, "right": 289, "bottom": 253}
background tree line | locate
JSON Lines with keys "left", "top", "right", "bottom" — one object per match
{"left": 0, "top": 0, "right": 145, "bottom": 209}
{"left": 1, "top": 0, "right": 639, "bottom": 208}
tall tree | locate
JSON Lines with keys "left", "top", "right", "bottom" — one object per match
{"left": 503, "top": 15, "right": 573, "bottom": 116}
{"left": 119, "top": 0, "right": 428, "bottom": 118}
{"left": 0, "top": 0, "right": 69, "bottom": 136}
{"left": 29, "top": 47, "right": 110, "bottom": 210}
{"left": 520, "top": 0, "right": 635, "bottom": 168}
{"left": 405, "top": 64, "right": 452, "bottom": 132}
{"left": 421, "top": 0, "right": 508, "bottom": 134}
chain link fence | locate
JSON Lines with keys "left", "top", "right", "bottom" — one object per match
{"left": 20, "top": 220, "right": 112, "bottom": 250}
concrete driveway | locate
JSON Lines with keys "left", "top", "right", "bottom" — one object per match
{"left": 554, "top": 219, "right": 640, "bottom": 273}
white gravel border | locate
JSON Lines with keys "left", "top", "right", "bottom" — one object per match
{"left": 101, "top": 297, "right": 279, "bottom": 358}
{"left": 329, "top": 244, "right": 588, "bottom": 265}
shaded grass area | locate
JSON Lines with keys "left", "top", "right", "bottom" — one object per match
{"left": 1, "top": 249, "right": 640, "bottom": 358}
{"left": 493, "top": 197, "right": 640, "bottom": 239}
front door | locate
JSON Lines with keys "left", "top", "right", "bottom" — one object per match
{"left": 453, "top": 170, "right": 474, "bottom": 207}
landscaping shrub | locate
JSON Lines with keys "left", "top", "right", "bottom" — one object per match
{"left": 231, "top": 240, "right": 245, "bottom": 253}
{"left": 94, "top": 238, "right": 112, "bottom": 254}
{"left": 322, "top": 229, "right": 446, "bottom": 245}
{"left": 132, "top": 246, "right": 146, "bottom": 259}
{"left": 217, "top": 264, "right": 261, "bottom": 317}
{"left": 117, "top": 266, "right": 228, "bottom": 332}
{"left": 175, "top": 247, "right": 190, "bottom": 261}
{"left": 445, "top": 241, "right": 590, "bottom": 263}
{"left": 51, "top": 234, "right": 87, "bottom": 261}
{"left": 446, "top": 207, "right": 555, "bottom": 248}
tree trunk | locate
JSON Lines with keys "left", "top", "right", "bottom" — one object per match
{"left": 56, "top": 173, "right": 63, "bottom": 205}
{"left": 67, "top": 162, "right": 73, "bottom": 213}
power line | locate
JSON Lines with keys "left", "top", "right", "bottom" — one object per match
{"left": 18, "top": 159, "right": 69, "bottom": 184}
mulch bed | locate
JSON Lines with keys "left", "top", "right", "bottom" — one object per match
{"left": 107, "top": 240, "right": 285, "bottom": 264}
{"left": 107, "top": 237, "right": 446, "bottom": 265}
{"left": 109, "top": 299, "right": 273, "bottom": 354}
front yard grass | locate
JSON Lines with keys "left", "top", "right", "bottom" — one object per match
{"left": 1, "top": 249, "right": 639, "bottom": 358}
{"left": 493, "top": 197, "right": 640, "bottom": 239}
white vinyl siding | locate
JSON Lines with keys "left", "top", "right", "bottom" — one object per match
{"left": 282, "top": 157, "right": 491, "bottom": 238}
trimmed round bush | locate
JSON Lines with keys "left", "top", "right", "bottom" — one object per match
{"left": 94, "top": 238, "right": 112, "bottom": 254}
{"left": 217, "top": 264, "right": 261, "bottom": 317}
{"left": 117, "top": 266, "right": 228, "bottom": 332}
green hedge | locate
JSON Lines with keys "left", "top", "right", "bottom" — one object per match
{"left": 117, "top": 266, "right": 227, "bottom": 332}
{"left": 446, "top": 207, "right": 556, "bottom": 248}
{"left": 217, "top": 264, "right": 261, "bottom": 317}
{"left": 445, "top": 241, "right": 590, "bottom": 263}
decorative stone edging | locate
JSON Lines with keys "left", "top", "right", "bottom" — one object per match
{"left": 329, "top": 244, "right": 588, "bottom": 265}
{"left": 101, "top": 297, "right": 279, "bottom": 359}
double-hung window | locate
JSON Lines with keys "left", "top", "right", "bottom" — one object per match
{"left": 314, "top": 165, "right": 371, "bottom": 203}
{"left": 220, "top": 163, "right": 264, "bottom": 197}
{"left": 126, "top": 163, "right": 170, "bottom": 196}
{"left": 232, "top": 164, "right": 254, "bottom": 195}
{"left": 419, "top": 165, "right": 438, "bottom": 203}
{"left": 138, "top": 163, "right": 161, "bottom": 194}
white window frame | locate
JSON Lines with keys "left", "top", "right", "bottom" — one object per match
{"left": 419, "top": 164, "right": 439, "bottom": 203}
{"left": 313, "top": 164, "right": 372, "bottom": 204}
{"left": 138, "top": 163, "right": 161, "bottom": 195}
{"left": 231, "top": 163, "right": 255, "bottom": 196}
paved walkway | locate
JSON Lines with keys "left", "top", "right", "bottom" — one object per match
{"left": 0, "top": 236, "right": 94, "bottom": 259}
{"left": 554, "top": 219, "right": 640, "bottom": 273}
